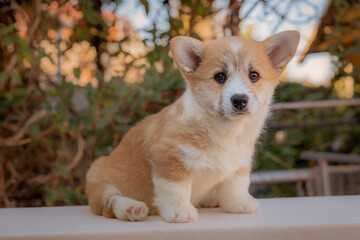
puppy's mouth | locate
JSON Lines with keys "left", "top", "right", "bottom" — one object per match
{"left": 219, "top": 109, "right": 250, "bottom": 119}
{"left": 232, "top": 109, "right": 250, "bottom": 115}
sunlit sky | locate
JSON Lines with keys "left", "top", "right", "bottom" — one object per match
{"left": 114, "top": 0, "right": 332, "bottom": 86}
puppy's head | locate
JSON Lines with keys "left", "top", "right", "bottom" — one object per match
{"left": 170, "top": 31, "right": 300, "bottom": 120}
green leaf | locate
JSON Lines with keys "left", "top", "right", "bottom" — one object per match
{"left": 0, "top": 24, "right": 15, "bottom": 35}
{"left": 346, "top": 45, "right": 360, "bottom": 54}
{"left": 102, "top": 105, "right": 118, "bottom": 115}
{"left": 73, "top": 68, "right": 81, "bottom": 79}
{"left": 114, "top": 115, "right": 132, "bottom": 124}
{"left": 95, "top": 71, "right": 103, "bottom": 80}
{"left": 29, "top": 122, "right": 40, "bottom": 137}
{"left": 3, "top": 35, "right": 14, "bottom": 45}
{"left": 149, "top": 91, "right": 162, "bottom": 102}
{"left": 0, "top": 72, "right": 8, "bottom": 82}
{"left": 116, "top": 125, "right": 131, "bottom": 132}
{"left": 9, "top": 72, "right": 21, "bottom": 83}
{"left": 47, "top": 89, "right": 59, "bottom": 96}
{"left": 56, "top": 104, "right": 68, "bottom": 120}
{"left": 39, "top": 48, "right": 55, "bottom": 65}
{"left": 44, "top": 188, "right": 58, "bottom": 206}
{"left": 96, "top": 117, "right": 110, "bottom": 129}
{"left": 82, "top": 5, "right": 101, "bottom": 25}
{"left": 97, "top": 30, "right": 108, "bottom": 39}
{"left": 16, "top": 35, "right": 32, "bottom": 61}
{"left": 55, "top": 165, "right": 70, "bottom": 179}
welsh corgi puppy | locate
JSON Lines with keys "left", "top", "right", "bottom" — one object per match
{"left": 86, "top": 30, "right": 300, "bottom": 223}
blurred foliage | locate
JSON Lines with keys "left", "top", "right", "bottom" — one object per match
{"left": 256, "top": 0, "right": 360, "bottom": 197}
{"left": 258, "top": 83, "right": 360, "bottom": 169}
{"left": 321, "top": 0, "right": 360, "bottom": 97}
{"left": 0, "top": 0, "right": 359, "bottom": 206}
{"left": 254, "top": 82, "right": 360, "bottom": 197}
{"left": 328, "top": 0, "right": 360, "bottom": 73}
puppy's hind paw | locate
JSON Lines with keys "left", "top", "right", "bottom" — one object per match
{"left": 112, "top": 196, "right": 149, "bottom": 221}
{"left": 125, "top": 202, "right": 149, "bottom": 221}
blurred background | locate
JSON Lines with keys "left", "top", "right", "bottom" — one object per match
{"left": 0, "top": 0, "right": 359, "bottom": 207}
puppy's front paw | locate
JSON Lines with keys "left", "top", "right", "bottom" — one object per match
{"left": 159, "top": 203, "right": 199, "bottom": 223}
{"left": 221, "top": 194, "right": 259, "bottom": 214}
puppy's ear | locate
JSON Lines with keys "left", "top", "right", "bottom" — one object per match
{"left": 263, "top": 30, "right": 300, "bottom": 71}
{"left": 170, "top": 36, "right": 204, "bottom": 74}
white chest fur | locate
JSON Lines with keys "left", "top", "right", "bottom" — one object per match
{"left": 180, "top": 138, "right": 252, "bottom": 173}
{"left": 179, "top": 129, "right": 256, "bottom": 205}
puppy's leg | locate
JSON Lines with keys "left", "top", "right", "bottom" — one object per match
{"left": 153, "top": 177, "right": 198, "bottom": 223}
{"left": 86, "top": 158, "right": 149, "bottom": 221}
{"left": 218, "top": 167, "right": 259, "bottom": 214}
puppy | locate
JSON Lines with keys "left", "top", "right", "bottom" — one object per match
{"left": 85, "top": 31, "right": 300, "bottom": 223}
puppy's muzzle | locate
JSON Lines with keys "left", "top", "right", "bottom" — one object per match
{"left": 231, "top": 94, "right": 249, "bottom": 113}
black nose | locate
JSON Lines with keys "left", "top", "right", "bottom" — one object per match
{"left": 231, "top": 94, "right": 249, "bottom": 110}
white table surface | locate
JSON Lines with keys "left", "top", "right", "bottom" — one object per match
{"left": 1, "top": 195, "right": 360, "bottom": 240}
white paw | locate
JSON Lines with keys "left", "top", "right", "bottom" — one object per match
{"left": 125, "top": 202, "right": 149, "bottom": 221}
{"left": 112, "top": 196, "right": 149, "bottom": 221}
{"left": 159, "top": 203, "right": 199, "bottom": 223}
{"left": 221, "top": 194, "right": 259, "bottom": 214}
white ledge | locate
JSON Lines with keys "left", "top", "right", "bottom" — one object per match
{"left": 1, "top": 196, "right": 360, "bottom": 240}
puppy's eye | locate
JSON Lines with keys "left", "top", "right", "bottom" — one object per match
{"left": 249, "top": 71, "right": 260, "bottom": 83}
{"left": 214, "top": 72, "right": 227, "bottom": 84}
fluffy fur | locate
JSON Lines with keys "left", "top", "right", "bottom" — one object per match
{"left": 85, "top": 31, "right": 300, "bottom": 223}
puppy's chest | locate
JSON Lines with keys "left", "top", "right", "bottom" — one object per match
{"left": 179, "top": 137, "right": 253, "bottom": 174}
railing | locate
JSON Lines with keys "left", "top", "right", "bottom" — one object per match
{"left": 252, "top": 99, "right": 360, "bottom": 196}
{"left": 251, "top": 151, "right": 360, "bottom": 196}
{"left": 272, "top": 98, "right": 360, "bottom": 110}
{"left": 299, "top": 151, "right": 360, "bottom": 196}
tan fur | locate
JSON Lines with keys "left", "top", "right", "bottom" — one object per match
{"left": 85, "top": 31, "right": 300, "bottom": 222}
{"left": 236, "top": 167, "right": 250, "bottom": 177}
